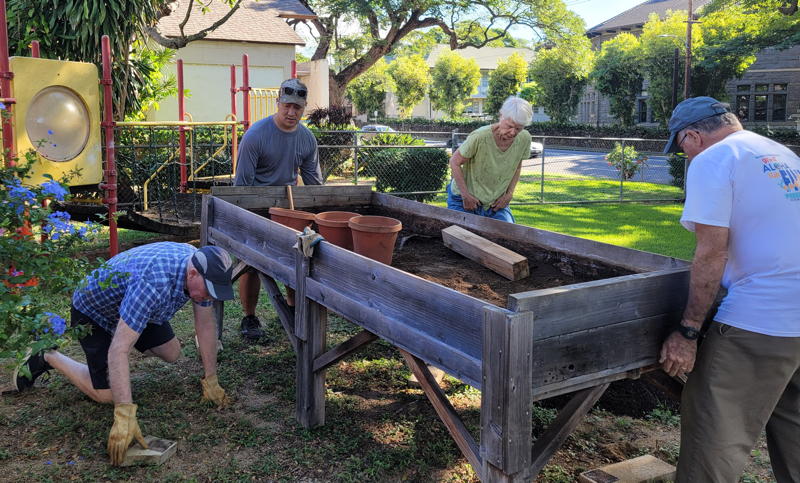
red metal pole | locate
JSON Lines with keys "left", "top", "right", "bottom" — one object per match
{"left": 241, "top": 54, "right": 251, "bottom": 131}
{"left": 101, "top": 36, "right": 118, "bottom": 257}
{"left": 29, "top": 40, "right": 39, "bottom": 58}
{"left": 291, "top": 59, "right": 297, "bottom": 79}
{"left": 230, "top": 64, "right": 237, "bottom": 117}
{"left": 177, "top": 59, "right": 187, "bottom": 192}
{"left": 0, "top": 0, "right": 16, "bottom": 165}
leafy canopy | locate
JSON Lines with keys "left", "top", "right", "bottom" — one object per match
{"left": 485, "top": 53, "right": 529, "bottom": 117}
{"left": 429, "top": 51, "right": 481, "bottom": 118}
{"left": 591, "top": 33, "right": 644, "bottom": 127}
{"left": 387, "top": 55, "right": 431, "bottom": 118}
{"left": 346, "top": 58, "right": 394, "bottom": 116}
{"left": 529, "top": 38, "right": 594, "bottom": 123}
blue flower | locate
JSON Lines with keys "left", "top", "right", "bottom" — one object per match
{"left": 47, "top": 129, "right": 54, "bottom": 135}
{"left": 41, "top": 180, "right": 68, "bottom": 201}
{"left": 0, "top": 102, "right": 5, "bottom": 110}
{"left": 44, "top": 312, "right": 66, "bottom": 336}
{"left": 44, "top": 211, "right": 76, "bottom": 240}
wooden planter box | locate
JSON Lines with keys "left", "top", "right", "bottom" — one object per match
{"left": 204, "top": 185, "right": 690, "bottom": 482}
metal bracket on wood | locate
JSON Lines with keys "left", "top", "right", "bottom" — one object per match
{"left": 400, "top": 349, "right": 482, "bottom": 473}
{"left": 313, "top": 329, "right": 378, "bottom": 373}
{"left": 257, "top": 272, "right": 297, "bottom": 352}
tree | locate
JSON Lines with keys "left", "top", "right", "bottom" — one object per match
{"left": 485, "top": 53, "right": 529, "bottom": 117}
{"left": 6, "top": 0, "right": 176, "bottom": 120}
{"left": 529, "top": 38, "right": 594, "bottom": 123}
{"left": 637, "top": 11, "right": 697, "bottom": 124}
{"left": 429, "top": 52, "right": 481, "bottom": 118}
{"left": 591, "top": 33, "right": 644, "bottom": 126}
{"left": 519, "top": 81, "right": 543, "bottom": 106}
{"left": 702, "top": 0, "right": 800, "bottom": 49}
{"left": 346, "top": 58, "right": 394, "bottom": 116}
{"left": 387, "top": 55, "right": 431, "bottom": 118}
{"left": 294, "top": 0, "right": 585, "bottom": 105}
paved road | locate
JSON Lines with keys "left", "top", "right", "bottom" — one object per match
{"left": 521, "top": 149, "right": 676, "bottom": 185}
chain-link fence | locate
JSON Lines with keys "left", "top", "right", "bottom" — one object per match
{"left": 321, "top": 130, "right": 686, "bottom": 204}
{"left": 114, "top": 123, "right": 236, "bottom": 224}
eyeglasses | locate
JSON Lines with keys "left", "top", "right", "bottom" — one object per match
{"left": 283, "top": 86, "right": 307, "bottom": 98}
{"left": 677, "top": 130, "right": 693, "bottom": 150}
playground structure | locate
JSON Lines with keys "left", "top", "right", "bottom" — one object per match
{"left": 0, "top": 0, "right": 285, "bottom": 255}
{"left": 205, "top": 184, "right": 690, "bottom": 481}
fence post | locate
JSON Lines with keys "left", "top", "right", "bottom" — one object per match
{"left": 353, "top": 130, "right": 359, "bottom": 185}
{"left": 619, "top": 139, "right": 625, "bottom": 202}
{"left": 540, "top": 137, "right": 545, "bottom": 203}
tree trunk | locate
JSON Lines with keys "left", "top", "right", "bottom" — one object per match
{"left": 329, "top": 78, "right": 347, "bottom": 108}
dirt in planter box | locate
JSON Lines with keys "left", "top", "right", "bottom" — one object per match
{"left": 390, "top": 231, "right": 603, "bottom": 308}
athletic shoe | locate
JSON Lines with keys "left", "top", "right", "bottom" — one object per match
{"left": 240, "top": 315, "right": 265, "bottom": 341}
{"left": 13, "top": 349, "right": 53, "bottom": 392}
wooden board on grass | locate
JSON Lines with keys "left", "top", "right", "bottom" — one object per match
{"left": 441, "top": 225, "right": 529, "bottom": 281}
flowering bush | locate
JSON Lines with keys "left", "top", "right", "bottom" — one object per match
{"left": 606, "top": 142, "right": 648, "bottom": 180}
{"left": 1, "top": 149, "right": 100, "bottom": 377}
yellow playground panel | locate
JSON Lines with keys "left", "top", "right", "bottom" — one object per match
{"left": 9, "top": 57, "right": 102, "bottom": 186}
{"left": 249, "top": 88, "right": 278, "bottom": 123}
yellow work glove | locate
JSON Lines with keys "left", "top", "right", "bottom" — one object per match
{"left": 107, "top": 403, "right": 148, "bottom": 466}
{"left": 201, "top": 374, "right": 231, "bottom": 409}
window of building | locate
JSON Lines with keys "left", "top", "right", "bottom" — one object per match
{"left": 755, "top": 84, "right": 769, "bottom": 92}
{"left": 773, "top": 94, "right": 787, "bottom": 121}
{"left": 736, "top": 95, "right": 750, "bottom": 121}
{"left": 737, "top": 84, "right": 750, "bottom": 92}
{"left": 774, "top": 83, "right": 787, "bottom": 91}
{"left": 754, "top": 95, "right": 768, "bottom": 121}
{"left": 638, "top": 99, "right": 648, "bottom": 123}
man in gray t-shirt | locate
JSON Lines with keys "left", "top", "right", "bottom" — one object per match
{"left": 234, "top": 78, "right": 323, "bottom": 342}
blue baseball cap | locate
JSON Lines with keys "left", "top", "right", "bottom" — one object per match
{"left": 663, "top": 96, "right": 731, "bottom": 154}
{"left": 191, "top": 246, "right": 234, "bottom": 301}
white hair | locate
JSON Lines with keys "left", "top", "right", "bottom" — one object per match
{"left": 499, "top": 96, "right": 533, "bottom": 126}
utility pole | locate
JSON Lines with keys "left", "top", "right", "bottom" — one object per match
{"left": 672, "top": 47, "right": 680, "bottom": 109}
{"left": 684, "top": 0, "right": 693, "bottom": 99}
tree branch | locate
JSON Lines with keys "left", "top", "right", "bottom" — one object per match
{"left": 147, "top": 0, "right": 244, "bottom": 50}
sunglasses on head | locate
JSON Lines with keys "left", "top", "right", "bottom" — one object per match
{"left": 283, "top": 86, "right": 307, "bottom": 98}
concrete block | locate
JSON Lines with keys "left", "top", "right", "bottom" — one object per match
{"left": 122, "top": 436, "right": 177, "bottom": 467}
{"left": 579, "top": 455, "right": 676, "bottom": 483}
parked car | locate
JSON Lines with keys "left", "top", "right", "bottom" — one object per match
{"left": 451, "top": 138, "right": 544, "bottom": 159}
{"left": 361, "top": 124, "right": 396, "bottom": 133}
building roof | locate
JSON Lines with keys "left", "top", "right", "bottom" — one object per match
{"left": 426, "top": 45, "right": 535, "bottom": 70}
{"left": 157, "top": 0, "right": 311, "bottom": 46}
{"left": 587, "top": 0, "right": 711, "bottom": 36}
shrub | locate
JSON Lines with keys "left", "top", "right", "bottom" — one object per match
{"left": 668, "top": 153, "right": 687, "bottom": 188}
{"left": 307, "top": 107, "right": 358, "bottom": 181}
{"left": 605, "top": 142, "right": 648, "bottom": 180}
{"left": 365, "top": 148, "right": 449, "bottom": 202}
{"left": 358, "top": 133, "right": 424, "bottom": 175}
{"left": 1, "top": 149, "right": 100, "bottom": 373}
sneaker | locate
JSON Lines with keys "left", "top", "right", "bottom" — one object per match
{"left": 13, "top": 349, "right": 53, "bottom": 392}
{"left": 240, "top": 315, "right": 265, "bottom": 341}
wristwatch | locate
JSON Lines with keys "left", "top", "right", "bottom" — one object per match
{"left": 675, "top": 324, "right": 700, "bottom": 340}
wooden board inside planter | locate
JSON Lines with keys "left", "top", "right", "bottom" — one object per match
{"left": 441, "top": 225, "right": 529, "bottom": 281}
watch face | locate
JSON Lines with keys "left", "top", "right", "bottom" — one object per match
{"left": 679, "top": 325, "right": 700, "bottom": 340}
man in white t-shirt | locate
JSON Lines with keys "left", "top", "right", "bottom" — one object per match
{"left": 659, "top": 96, "right": 800, "bottom": 482}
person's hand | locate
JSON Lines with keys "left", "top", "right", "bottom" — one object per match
{"left": 490, "top": 192, "right": 513, "bottom": 212}
{"left": 107, "top": 403, "right": 147, "bottom": 465}
{"left": 201, "top": 374, "right": 231, "bottom": 409}
{"left": 461, "top": 192, "right": 481, "bottom": 211}
{"left": 659, "top": 331, "right": 698, "bottom": 377}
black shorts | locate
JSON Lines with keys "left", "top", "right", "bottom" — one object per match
{"left": 71, "top": 306, "right": 176, "bottom": 390}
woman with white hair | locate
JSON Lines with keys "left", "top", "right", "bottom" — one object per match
{"left": 447, "top": 96, "right": 533, "bottom": 223}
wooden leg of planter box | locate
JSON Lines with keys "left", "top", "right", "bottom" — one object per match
{"left": 481, "top": 307, "right": 534, "bottom": 482}
{"left": 258, "top": 272, "right": 297, "bottom": 352}
{"left": 295, "top": 248, "right": 327, "bottom": 428}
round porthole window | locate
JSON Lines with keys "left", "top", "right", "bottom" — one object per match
{"left": 25, "top": 86, "right": 91, "bottom": 162}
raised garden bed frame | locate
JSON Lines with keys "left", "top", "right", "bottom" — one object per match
{"left": 204, "top": 185, "right": 690, "bottom": 481}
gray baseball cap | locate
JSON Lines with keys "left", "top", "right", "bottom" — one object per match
{"left": 191, "top": 246, "right": 234, "bottom": 301}
{"left": 278, "top": 78, "right": 308, "bottom": 107}
{"left": 663, "top": 96, "right": 731, "bottom": 153}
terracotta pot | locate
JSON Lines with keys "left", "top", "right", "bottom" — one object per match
{"left": 314, "top": 211, "right": 360, "bottom": 250}
{"left": 348, "top": 215, "right": 402, "bottom": 265}
{"left": 268, "top": 207, "right": 315, "bottom": 231}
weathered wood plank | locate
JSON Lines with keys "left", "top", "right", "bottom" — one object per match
{"left": 305, "top": 277, "right": 483, "bottom": 388}
{"left": 207, "top": 227, "right": 295, "bottom": 288}
{"left": 294, "top": 247, "right": 312, "bottom": 342}
{"left": 257, "top": 273, "right": 297, "bottom": 352}
{"left": 510, "top": 268, "right": 689, "bottom": 340}
{"left": 230, "top": 261, "right": 250, "bottom": 283}
{"left": 524, "top": 384, "right": 610, "bottom": 480}
{"left": 212, "top": 185, "right": 373, "bottom": 210}
{"left": 531, "top": 312, "right": 679, "bottom": 389}
{"left": 296, "top": 298, "right": 328, "bottom": 428}
{"left": 442, "top": 225, "right": 529, "bottom": 281}
{"left": 481, "top": 307, "right": 534, "bottom": 480}
{"left": 200, "top": 195, "right": 212, "bottom": 246}
{"left": 400, "top": 350, "right": 481, "bottom": 473}
{"left": 313, "top": 330, "right": 378, "bottom": 373}
{"left": 532, "top": 363, "right": 658, "bottom": 402}
{"left": 372, "top": 192, "right": 689, "bottom": 273}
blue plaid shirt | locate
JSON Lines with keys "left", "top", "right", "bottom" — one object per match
{"left": 73, "top": 242, "right": 211, "bottom": 335}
